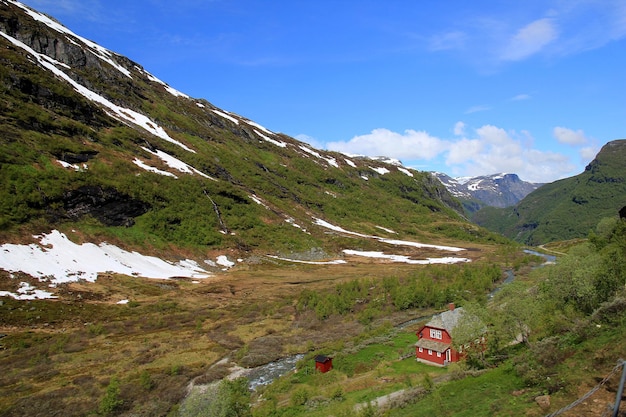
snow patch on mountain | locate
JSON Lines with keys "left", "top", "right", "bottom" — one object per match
{"left": 133, "top": 158, "right": 178, "bottom": 178}
{"left": 58, "top": 160, "right": 88, "bottom": 172}
{"left": 0, "top": 30, "right": 194, "bottom": 153}
{"left": 139, "top": 68, "right": 189, "bottom": 98}
{"left": 256, "top": 130, "right": 287, "bottom": 148}
{"left": 370, "top": 166, "right": 390, "bottom": 175}
{"left": 0, "top": 230, "right": 213, "bottom": 285}
{"left": 140, "top": 147, "right": 215, "bottom": 179}
{"left": 212, "top": 109, "right": 239, "bottom": 125}
{"left": 0, "top": 282, "right": 58, "bottom": 300}
{"left": 10, "top": 1, "right": 132, "bottom": 78}
{"left": 245, "top": 120, "right": 274, "bottom": 135}
{"left": 432, "top": 172, "right": 542, "bottom": 209}
{"left": 313, "top": 218, "right": 466, "bottom": 252}
{"left": 299, "top": 146, "right": 339, "bottom": 168}
{"left": 343, "top": 250, "right": 469, "bottom": 265}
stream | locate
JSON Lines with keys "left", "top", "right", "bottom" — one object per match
{"left": 245, "top": 354, "right": 304, "bottom": 391}
{"left": 488, "top": 249, "right": 556, "bottom": 298}
{"left": 524, "top": 249, "right": 557, "bottom": 263}
{"left": 200, "top": 249, "right": 559, "bottom": 394}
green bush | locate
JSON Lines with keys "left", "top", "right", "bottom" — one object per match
{"left": 98, "top": 377, "right": 123, "bottom": 415}
{"left": 291, "top": 387, "right": 310, "bottom": 406}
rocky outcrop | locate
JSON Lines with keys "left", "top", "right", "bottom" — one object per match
{"left": 52, "top": 185, "right": 151, "bottom": 227}
{"left": 535, "top": 394, "right": 551, "bottom": 409}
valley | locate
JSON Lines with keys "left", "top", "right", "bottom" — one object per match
{"left": 2, "top": 235, "right": 625, "bottom": 417}
{"left": 0, "top": 1, "right": 625, "bottom": 416}
{"left": 0, "top": 244, "right": 510, "bottom": 416}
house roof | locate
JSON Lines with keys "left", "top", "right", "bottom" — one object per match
{"left": 314, "top": 355, "right": 332, "bottom": 363}
{"left": 423, "top": 307, "right": 464, "bottom": 333}
{"left": 415, "top": 339, "right": 450, "bottom": 353}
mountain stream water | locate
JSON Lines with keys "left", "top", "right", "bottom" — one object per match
{"left": 190, "top": 249, "right": 558, "bottom": 398}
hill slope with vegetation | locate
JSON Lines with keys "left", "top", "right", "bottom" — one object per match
{"left": 0, "top": 0, "right": 485, "bottom": 263}
{"left": 473, "top": 139, "right": 626, "bottom": 245}
{"left": 180, "top": 215, "right": 626, "bottom": 417}
{"left": 1, "top": 2, "right": 624, "bottom": 417}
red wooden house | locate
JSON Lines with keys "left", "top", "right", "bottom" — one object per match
{"left": 415, "top": 303, "right": 464, "bottom": 366}
{"left": 314, "top": 355, "right": 333, "bottom": 373}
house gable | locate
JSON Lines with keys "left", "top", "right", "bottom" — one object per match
{"left": 417, "top": 325, "right": 452, "bottom": 344}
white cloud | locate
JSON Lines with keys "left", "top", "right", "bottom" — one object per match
{"left": 521, "top": 149, "right": 575, "bottom": 183}
{"left": 429, "top": 31, "right": 467, "bottom": 51}
{"left": 465, "top": 105, "right": 491, "bottom": 114}
{"left": 329, "top": 124, "right": 579, "bottom": 183}
{"left": 553, "top": 126, "right": 588, "bottom": 145}
{"left": 476, "top": 125, "right": 512, "bottom": 145}
{"left": 453, "top": 121, "right": 466, "bottom": 136}
{"left": 446, "top": 125, "right": 574, "bottom": 182}
{"left": 549, "top": 1, "right": 626, "bottom": 56}
{"left": 326, "top": 128, "right": 447, "bottom": 160}
{"left": 579, "top": 146, "right": 600, "bottom": 162}
{"left": 446, "top": 138, "right": 483, "bottom": 164}
{"left": 511, "top": 93, "right": 531, "bottom": 101}
{"left": 295, "top": 133, "right": 324, "bottom": 150}
{"left": 500, "top": 18, "right": 558, "bottom": 61}
{"left": 426, "top": 3, "right": 626, "bottom": 70}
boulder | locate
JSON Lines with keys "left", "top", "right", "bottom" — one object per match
{"left": 535, "top": 394, "right": 551, "bottom": 409}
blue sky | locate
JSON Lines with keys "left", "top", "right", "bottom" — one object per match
{"left": 22, "top": 0, "right": 626, "bottom": 183}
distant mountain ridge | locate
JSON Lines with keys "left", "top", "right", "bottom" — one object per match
{"left": 432, "top": 172, "right": 542, "bottom": 213}
{"left": 473, "top": 140, "right": 626, "bottom": 244}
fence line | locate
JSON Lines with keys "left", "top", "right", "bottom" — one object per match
{"left": 545, "top": 360, "right": 625, "bottom": 417}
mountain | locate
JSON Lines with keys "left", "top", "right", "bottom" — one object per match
{"left": 432, "top": 172, "right": 542, "bottom": 213}
{"left": 473, "top": 140, "right": 626, "bottom": 245}
{"left": 0, "top": 1, "right": 492, "bottom": 268}
{"left": 2, "top": 4, "right": 625, "bottom": 417}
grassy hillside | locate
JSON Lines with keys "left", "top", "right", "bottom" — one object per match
{"left": 474, "top": 140, "right": 626, "bottom": 245}
{"left": 2, "top": 4, "right": 625, "bottom": 417}
{"left": 172, "top": 216, "right": 626, "bottom": 417}
{"left": 0, "top": 1, "right": 501, "bottom": 262}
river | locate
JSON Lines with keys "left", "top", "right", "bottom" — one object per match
{"left": 245, "top": 354, "right": 304, "bottom": 391}
{"left": 488, "top": 249, "right": 556, "bottom": 298}
{"left": 193, "top": 249, "right": 558, "bottom": 395}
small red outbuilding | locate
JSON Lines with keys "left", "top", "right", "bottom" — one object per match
{"left": 314, "top": 355, "right": 333, "bottom": 373}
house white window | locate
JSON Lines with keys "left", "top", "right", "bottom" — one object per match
{"left": 437, "top": 352, "right": 441, "bottom": 358}
{"left": 428, "top": 349, "right": 432, "bottom": 356}
{"left": 418, "top": 347, "right": 423, "bottom": 353}
{"left": 430, "top": 329, "right": 443, "bottom": 339}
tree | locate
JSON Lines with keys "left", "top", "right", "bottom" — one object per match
{"left": 492, "top": 282, "right": 542, "bottom": 348}
{"left": 180, "top": 378, "right": 251, "bottom": 417}
{"left": 450, "top": 302, "right": 488, "bottom": 368}
{"left": 99, "top": 377, "right": 123, "bottom": 416}
{"left": 541, "top": 244, "right": 602, "bottom": 314}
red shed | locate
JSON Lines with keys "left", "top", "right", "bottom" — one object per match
{"left": 314, "top": 355, "right": 333, "bottom": 373}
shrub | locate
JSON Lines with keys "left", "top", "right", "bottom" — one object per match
{"left": 98, "top": 377, "right": 123, "bottom": 415}
{"left": 88, "top": 323, "right": 105, "bottom": 336}
{"left": 331, "top": 386, "right": 345, "bottom": 401}
{"left": 291, "top": 387, "right": 310, "bottom": 406}
{"left": 139, "top": 370, "right": 154, "bottom": 391}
